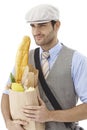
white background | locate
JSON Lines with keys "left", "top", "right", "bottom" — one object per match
{"left": 0, "top": 0, "right": 87, "bottom": 129}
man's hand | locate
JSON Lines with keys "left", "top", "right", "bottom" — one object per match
{"left": 6, "top": 119, "right": 28, "bottom": 130}
{"left": 22, "top": 96, "right": 51, "bottom": 123}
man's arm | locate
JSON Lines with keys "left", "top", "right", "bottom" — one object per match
{"left": 50, "top": 103, "right": 87, "bottom": 122}
{"left": 1, "top": 94, "right": 11, "bottom": 127}
{"left": 22, "top": 96, "right": 87, "bottom": 123}
{"left": 1, "top": 93, "right": 27, "bottom": 130}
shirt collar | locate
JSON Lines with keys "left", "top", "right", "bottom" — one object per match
{"left": 40, "top": 42, "right": 63, "bottom": 59}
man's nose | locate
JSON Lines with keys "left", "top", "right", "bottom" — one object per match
{"left": 33, "top": 27, "right": 41, "bottom": 35}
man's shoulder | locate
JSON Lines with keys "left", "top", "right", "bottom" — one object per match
{"left": 60, "top": 44, "right": 75, "bottom": 57}
{"left": 62, "top": 44, "right": 75, "bottom": 52}
{"left": 73, "top": 51, "right": 87, "bottom": 63}
{"left": 30, "top": 47, "right": 39, "bottom": 52}
{"left": 29, "top": 47, "right": 40, "bottom": 58}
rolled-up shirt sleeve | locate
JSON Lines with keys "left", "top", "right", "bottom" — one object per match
{"left": 72, "top": 51, "right": 87, "bottom": 103}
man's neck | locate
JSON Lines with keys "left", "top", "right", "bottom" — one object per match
{"left": 41, "top": 39, "right": 59, "bottom": 51}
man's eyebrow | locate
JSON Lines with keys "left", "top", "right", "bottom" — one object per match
{"left": 30, "top": 22, "right": 49, "bottom": 26}
{"left": 38, "top": 22, "right": 49, "bottom": 25}
{"left": 30, "top": 24, "right": 34, "bottom": 26}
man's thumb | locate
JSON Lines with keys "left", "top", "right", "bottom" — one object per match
{"left": 37, "top": 96, "right": 45, "bottom": 106}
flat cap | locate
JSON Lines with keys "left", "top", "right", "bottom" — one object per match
{"left": 25, "top": 4, "right": 59, "bottom": 23}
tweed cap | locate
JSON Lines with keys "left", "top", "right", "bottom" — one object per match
{"left": 25, "top": 4, "right": 59, "bottom": 23}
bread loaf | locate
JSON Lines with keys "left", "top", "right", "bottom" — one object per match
{"left": 15, "top": 36, "right": 31, "bottom": 83}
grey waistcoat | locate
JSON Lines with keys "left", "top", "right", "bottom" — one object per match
{"left": 29, "top": 45, "right": 78, "bottom": 130}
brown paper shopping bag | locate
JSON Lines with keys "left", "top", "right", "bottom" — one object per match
{"left": 9, "top": 88, "right": 45, "bottom": 130}
{"left": 9, "top": 65, "right": 45, "bottom": 130}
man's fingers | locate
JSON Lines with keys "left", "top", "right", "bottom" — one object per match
{"left": 23, "top": 105, "right": 40, "bottom": 110}
{"left": 13, "top": 120, "right": 29, "bottom": 125}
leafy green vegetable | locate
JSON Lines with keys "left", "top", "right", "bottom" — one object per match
{"left": 10, "top": 73, "right": 15, "bottom": 83}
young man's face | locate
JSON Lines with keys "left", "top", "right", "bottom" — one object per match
{"left": 30, "top": 21, "right": 58, "bottom": 49}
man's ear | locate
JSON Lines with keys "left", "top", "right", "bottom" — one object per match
{"left": 55, "top": 20, "right": 61, "bottom": 31}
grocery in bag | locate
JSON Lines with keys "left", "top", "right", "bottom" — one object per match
{"left": 8, "top": 36, "right": 45, "bottom": 130}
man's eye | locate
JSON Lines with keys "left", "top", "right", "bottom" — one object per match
{"left": 39, "top": 24, "right": 47, "bottom": 27}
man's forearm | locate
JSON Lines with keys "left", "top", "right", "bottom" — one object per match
{"left": 49, "top": 103, "right": 87, "bottom": 122}
{"left": 1, "top": 94, "right": 12, "bottom": 127}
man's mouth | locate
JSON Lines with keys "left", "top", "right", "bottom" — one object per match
{"left": 35, "top": 35, "right": 43, "bottom": 40}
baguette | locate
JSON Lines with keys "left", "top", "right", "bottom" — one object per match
{"left": 15, "top": 36, "right": 31, "bottom": 83}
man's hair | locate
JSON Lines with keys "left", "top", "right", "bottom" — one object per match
{"left": 51, "top": 20, "right": 57, "bottom": 28}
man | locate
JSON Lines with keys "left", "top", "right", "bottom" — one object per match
{"left": 1, "top": 4, "right": 87, "bottom": 130}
